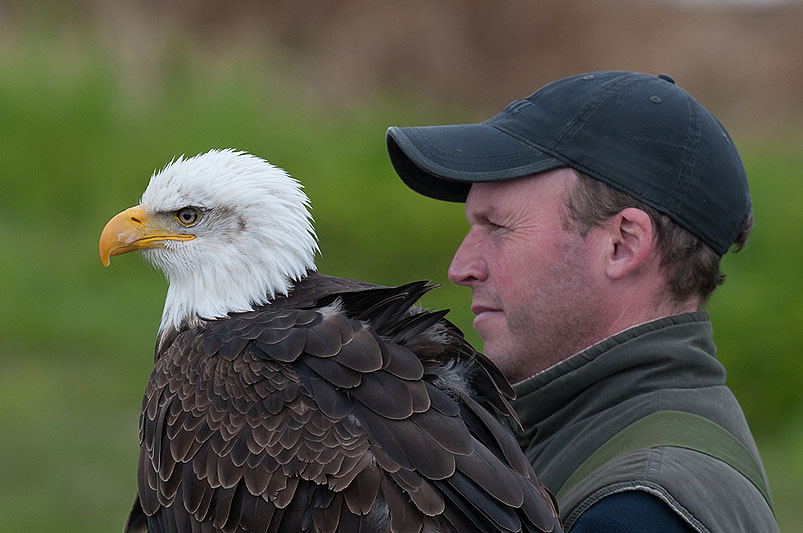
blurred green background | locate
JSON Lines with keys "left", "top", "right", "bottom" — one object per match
{"left": 1, "top": 2, "right": 801, "bottom": 531}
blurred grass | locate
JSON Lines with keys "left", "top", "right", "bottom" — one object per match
{"left": 1, "top": 34, "right": 801, "bottom": 532}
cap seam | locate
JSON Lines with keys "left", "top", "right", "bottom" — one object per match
{"left": 553, "top": 74, "right": 642, "bottom": 148}
{"left": 410, "top": 127, "right": 542, "bottom": 164}
{"left": 484, "top": 122, "right": 568, "bottom": 163}
{"left": 666, "top": 93, "right": 701, "bottom": 220}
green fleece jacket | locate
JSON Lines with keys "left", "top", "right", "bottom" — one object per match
{"left": 511, "top": 312, "right": 778, "bottom": 532}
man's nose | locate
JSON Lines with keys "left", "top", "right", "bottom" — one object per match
{"left": 448, "top": 228, "right": 487, "bottom": 286}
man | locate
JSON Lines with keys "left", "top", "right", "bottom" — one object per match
{"left": 386, "top": 71, "right": 778, "bottom": 532}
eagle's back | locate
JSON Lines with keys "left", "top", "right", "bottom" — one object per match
{"left": 126, "top": 272, "right": 561, "bottom": 533}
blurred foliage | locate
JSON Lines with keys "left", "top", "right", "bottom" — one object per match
{"left": 1, "top": 31, "right": 801, "bottom": 532}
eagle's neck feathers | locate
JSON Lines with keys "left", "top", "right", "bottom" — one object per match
{"left": 138, "top": 150, "right": 319, "bottom": 332}
{"left": 157, "top": 246, "right": 314, "bottom": 332}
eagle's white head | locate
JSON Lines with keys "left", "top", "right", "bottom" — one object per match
{"left": 99, "top": 149, "right": 319, "bottom": 331}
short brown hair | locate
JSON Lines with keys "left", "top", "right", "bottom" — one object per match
{"left": 562, "top": 171, "right": 753, "bottom": 306}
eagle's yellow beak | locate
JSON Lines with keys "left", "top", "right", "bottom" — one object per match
{"left": 99, "top": 205, "right": 195, "bottom": 267}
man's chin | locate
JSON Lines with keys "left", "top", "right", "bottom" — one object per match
{"left": 479, "top": 344, "right": 523, "bottom": 383}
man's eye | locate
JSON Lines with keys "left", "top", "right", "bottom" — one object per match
{"left": 175, "top": 207, "right": 201, "bottom": 227}
{"left": 487, "top": 220, "right": 505, "bottom": 230}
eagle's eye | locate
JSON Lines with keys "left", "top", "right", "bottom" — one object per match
{"left": 175, "top": 207, "right": 201, "bottom": 227}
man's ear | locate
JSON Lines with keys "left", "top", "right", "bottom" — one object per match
{"left": 604, "top": 207, "right": 655, "bottom": 280}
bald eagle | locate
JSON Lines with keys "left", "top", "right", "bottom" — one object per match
{"left": 99, "top": 149, "right": 561, "bottom": 533}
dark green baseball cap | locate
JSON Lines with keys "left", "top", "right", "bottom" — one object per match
{"left": 387, "top": 71, "right": 751, "bottom": 255}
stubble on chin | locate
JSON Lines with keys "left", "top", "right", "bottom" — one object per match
{"left": 475, "top": 318, "right": 532, "bottom": 384}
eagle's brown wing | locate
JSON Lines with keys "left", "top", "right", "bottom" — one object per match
{"left": 126, "top": 274, "right": 561, "bottom": 533}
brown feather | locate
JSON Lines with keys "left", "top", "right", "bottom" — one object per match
{"left": 446, "top": 468, "right": 521, "bottom": 532}
{"left": 454, "top": 440, "right": 524, "bottom": 507}
{"left": 312, "top": 490, "right": 343, "bottom": 533}
{"left": 404, "top": 475, "right": 446, "bottom": 517}
{"left": 342, "top": 465, "right": 382, "bottom": 515}
{"left": 381, "top": 478, "right": 424, "bottom": 533}
{"left": 382, "top": 343, "right": 425, "bottom": 380}
{"left": 331, "top": 327, "right": 384, "bottom": 373}
{"left": 302, "top": 356, "right": 363, "bottom": 389}
{"left": 353, "top": 371, "right": 416, "bottom": 420}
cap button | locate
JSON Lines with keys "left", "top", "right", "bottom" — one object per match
{"left": 657, "top": 73, "right": 676, "bottom": 84}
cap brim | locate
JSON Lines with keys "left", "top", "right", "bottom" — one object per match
{"left": 387, "top": 123, "right": 564, "bottom": 202}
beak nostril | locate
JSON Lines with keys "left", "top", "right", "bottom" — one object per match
{"left": 130, "top": 216, "right": 141, "bottom": 224}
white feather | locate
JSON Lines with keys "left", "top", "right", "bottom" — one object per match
{"left": 139, "top": 149, "right": 319, "bottom": 331}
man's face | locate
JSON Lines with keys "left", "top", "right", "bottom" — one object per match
{"left": 448, "top": 168, "right": 608, "bottom": 383}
